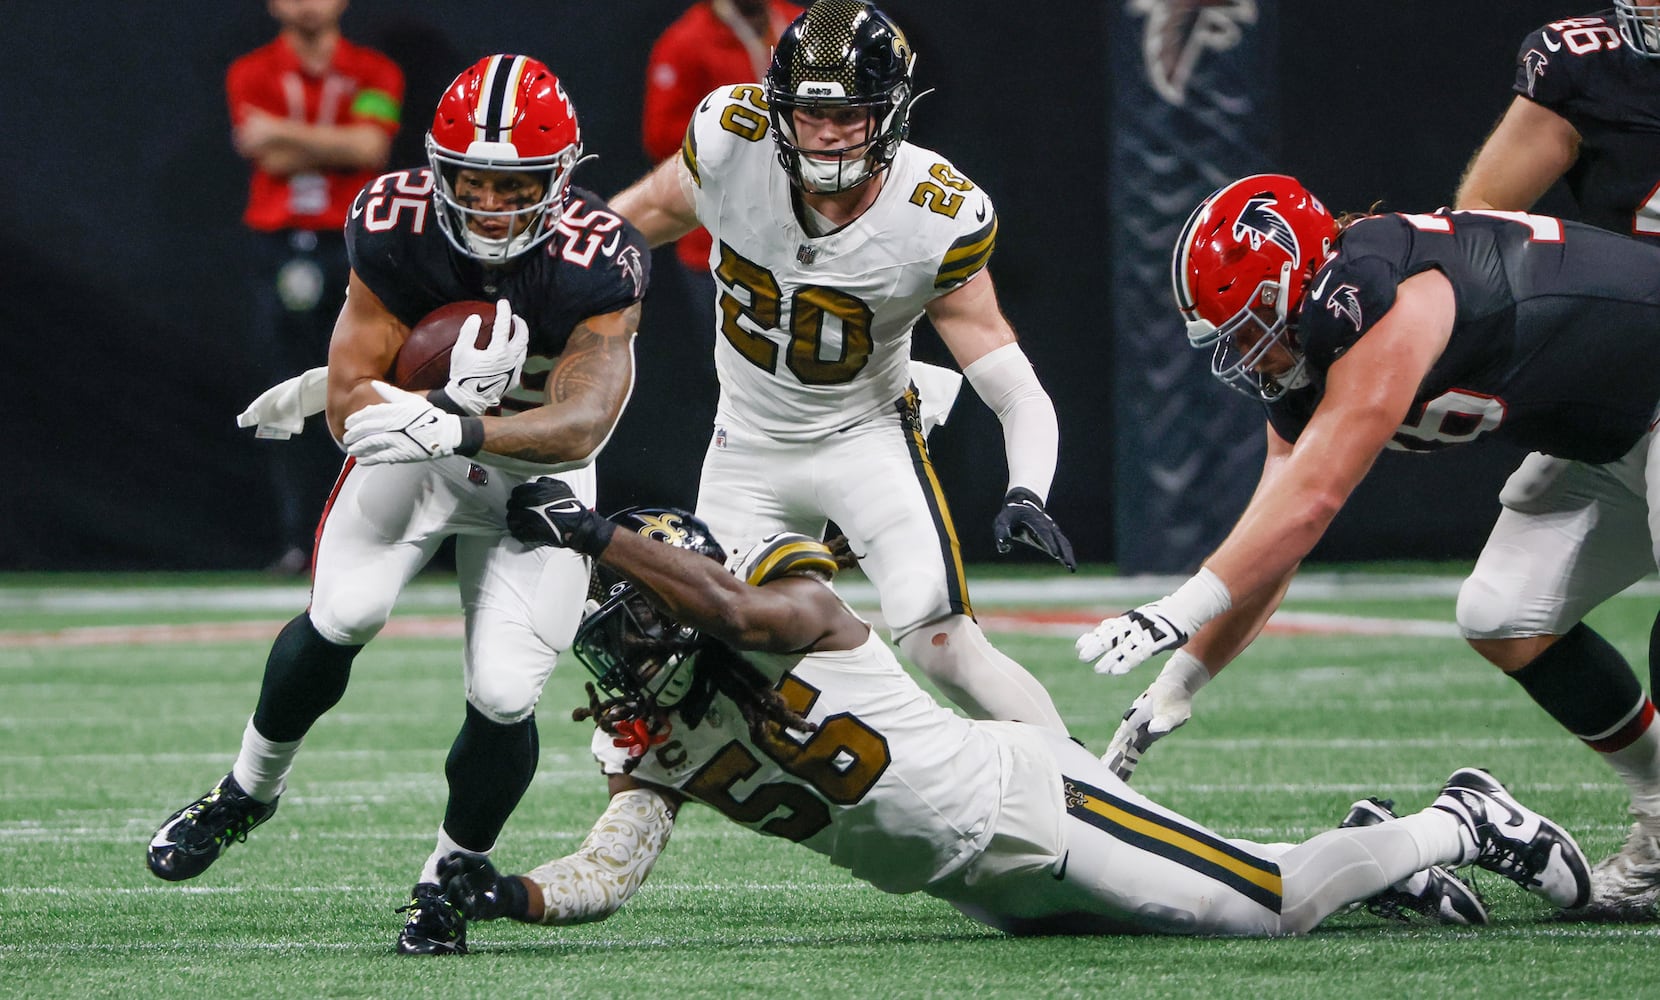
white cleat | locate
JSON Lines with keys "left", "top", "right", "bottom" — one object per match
{"left": 1431, "top": 767, "right": 1591, "bottom": 910}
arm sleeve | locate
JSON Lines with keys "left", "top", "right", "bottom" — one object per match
{"left": 522, "top": 787, "right": 676, "bottom": 925}
{"left": 962, "top": 342, "right": 1059, "bottom": 502}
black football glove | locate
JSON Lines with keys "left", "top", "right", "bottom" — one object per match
{"left": 506, "top": 477, "right": 615, "bottom": 555}
{"left": 438, "top": 851, "right": 530, "bottom": 922}
{"left": 993, "top": 487, "right": 1076, "bottom": 571}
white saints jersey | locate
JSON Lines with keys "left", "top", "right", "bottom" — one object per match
{"left": 591, "top": 628, "right": 1008, "bottom": 895}
{"left": 682, "top": 85, "right": 998, "bottom": 441}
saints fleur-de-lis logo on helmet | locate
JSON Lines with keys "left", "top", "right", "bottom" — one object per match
{"left": 633, "top": 512, "right": 691, "bottom": 546}
{"left": 1232, "top": 195, "right": 1299, "bottom": 260}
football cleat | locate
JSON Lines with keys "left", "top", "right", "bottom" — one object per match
{"left": 1431, "top": 767, "right": 1591, "bottom": 909}
{"left": 1579, "top": 813, "right": 1660, "bottom": 921}
{"left": 147, "top": 772, "right": 277, "bottom": 881}
{"left": 1340, "top": 796, "right": 1489, "bottom": 925}
{"left": 396, "top": 883, "right": 468, "bottom": 955}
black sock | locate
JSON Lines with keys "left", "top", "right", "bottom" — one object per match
{"left": 1648, "top": 609, "right": 1660, "bottom": 700}
{"left": 1509, "top": 622, "right": 1644, "bottom": 741}
{"left": 251, "top": 614, "right": 361, "bottom": 742}
{"left": 442, "top": 703, "right": 539, "bottom": 851}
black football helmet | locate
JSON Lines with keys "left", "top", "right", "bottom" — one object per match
{"left": 571, "top": 508, "right": 726, "bottom": 713}
{"left": 764, "top": 0, "right": 916, "bottom": 193}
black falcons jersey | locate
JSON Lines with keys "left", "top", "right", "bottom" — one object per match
{"left": 1513, "top": 12, "right": 1660, "bottom": 241}
{"left": 1269, "top": 211, "right": 1660, "bottom": 464}
{"left": 345, "top": 169, "right": 650, "bottom": 413}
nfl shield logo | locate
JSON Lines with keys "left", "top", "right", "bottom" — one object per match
{"left": 715, "top": 427, "right": 727, "bottom": 449}
{"left": 796, "top": 243, "right": 818, "bottom": 265}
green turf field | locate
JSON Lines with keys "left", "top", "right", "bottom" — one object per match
{"left": 4, "top": 567, "right": 1658, "bottom": 998}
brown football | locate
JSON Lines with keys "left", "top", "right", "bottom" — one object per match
{"left": 391, "top": 300, "right": 497, "bottom": 390}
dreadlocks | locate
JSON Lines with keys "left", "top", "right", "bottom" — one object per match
{"left": 574, "top": 640, "right": 820, "bottom": 775}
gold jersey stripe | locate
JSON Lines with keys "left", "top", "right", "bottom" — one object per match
{"left": 681, "top": 122, "right": 702, "bottom": 187}
{"left": 742, "top": 539, "right": 838, "bottom": 586}
{"left": 936, "top": 216, "right": 997, "bottom": 289}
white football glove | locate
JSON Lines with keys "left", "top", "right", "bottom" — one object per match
{"left": 443, "top": 298, "right": 528, "bottom": 415}
{"left": 1101, "top": 651, "right": 1210, "bottom": 781}
{"left": 1076, "top": 569, "right": 1231, "bottom": 676}
{"left": 343, "top": 381, "right": 464, "bottom": 464}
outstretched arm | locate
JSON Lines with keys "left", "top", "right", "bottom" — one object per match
{"left": 1081, "top": 269, "right": 1457, "bottom": 677}
{"left": 610, "top": 154, "right": 702, "bottom": 249}
{"left": 441, "top": 774, "right": 679, "bottom": 925}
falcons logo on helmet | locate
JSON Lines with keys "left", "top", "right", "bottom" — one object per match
{"left": 1325, "top": 283, "right": 1364, "bottom": 331}
{"left": 1523, "top": 49, "right": 1549, "bottom": 97}
{"left": 1233, "top": 196, "right": 1299, "bottom": 258}
{"left": 1130, "top": 0, "right": 1259, "bottom": 105}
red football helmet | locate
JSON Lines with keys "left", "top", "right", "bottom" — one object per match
{"left": 425, "top": 54, "right": 584, "bottom": 262}
{"left": 1171, "top": 174, "right": 1337, "bottom": 399}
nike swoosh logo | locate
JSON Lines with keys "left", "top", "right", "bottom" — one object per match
{"left": 1310, "top": 268, "right": 1332, "bottom": 300}
{"left": 601, "top": 231, "right": 622, "bottom": 256}
{"left": 1051, "top": 851, "right": 1069, "bottom": 881}
{"left": 1543, "top": 34, "right": 1561, "bottom": 51}
{"left": 700, "top": 97, "right": 713, "bottom": 113}
{"left": 975, "top": 203, "right": 987, "bottom": 223}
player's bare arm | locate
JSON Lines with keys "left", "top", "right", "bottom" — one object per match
{"left": 609, "top": 154, "right": 701, "bottom": 249}
{"left": 325, "top": 270, "right": 410, "bottom": 442}
{"left": 925, "top": 268, "right": 1018, "bottom": 367}
{"left": 473, "top": 302, "right": 642, "bottom": 465}
{"left": 598, "top": 527, "right": 861, "bottom": 655}
{"left": 1455, "top": 97, "right": 1580, "bottom": 212}
{"left": 1202, "top": 270, "right": 1456, "bottom": 605}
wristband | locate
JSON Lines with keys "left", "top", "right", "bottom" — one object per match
{"left": 426, "top": 388, "right": 469, "bottom": 416}
{"left": 1156, "top": 650, "right": 1211, "bottom": 697}
{"left": 1163, "top": 567, "right": 1233, "bottom": 634}
{"left": 456, "top": 417, "right": 486, "bottom": 457}
{"left": 500, "top": 874, "right": 532, "bottom": 922}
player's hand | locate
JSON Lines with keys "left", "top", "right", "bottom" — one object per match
{"left": 1076, "top": 602, "right": 1191, "bottom": 676}
{"left": 506, "top": 477, "right": 615, "bottom": 556}
{"left": 343, "top": 381, "right": 464, "bottom": 464}
{"left": 438, "top": 851, "right": 527, "bottom": 922}
{"left": 1102, "top": 682, "right": 1193, "bottom": 781}
{"left": 443, "top": 299, "right": 528, "bottom": 415}
{"left": 992, "top": 487, "right": 1076, "bottom": 571}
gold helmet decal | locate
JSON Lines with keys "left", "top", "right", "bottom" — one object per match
{"left": 633, "top": 511, "right": 692, "bottom": 546}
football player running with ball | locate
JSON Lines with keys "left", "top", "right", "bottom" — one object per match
{"left": 430, "top": 479, "right": 1590, "bottom": 943}
{"left": 1083, "top": 174, "right": 1660, "bottom": 920}
{"left": 147, "top": 54, "right": 650, "bottom": 954}
{"left": 610, "top": 0, "right": 1074, "bottom": 734}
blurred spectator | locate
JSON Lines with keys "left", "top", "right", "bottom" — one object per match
{"left": 227, "top": 0, "right": 402, "bottom": 574}
{"left": 642, "top": 0, "right": 801, "bottom": 294}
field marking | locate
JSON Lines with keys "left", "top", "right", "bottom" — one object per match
{"left": 0, "top": 608, "right": 1460, "bottom": 648}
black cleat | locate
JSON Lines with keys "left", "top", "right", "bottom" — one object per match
{"left": 396, "top": 883, "right": 468, "bottom": 955}
{"left": 1340, "top": 796, "right": 1488, "bottom": 925}
{"left": 147, "top": 772, "right": 277, "bottom": 881}
{"left": 1432, "top": 767, "right": 1592, "bottom": 910}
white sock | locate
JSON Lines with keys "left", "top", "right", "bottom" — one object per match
{"left": 231, "top": 716, "right": 302, "bottom": 804}
{"left": 898, "top": 616, "right": 1068, "bottom": 733}
{"left": 419, "top": 826, "right": 487, "bottom": 886}
{"left": 1599, "top": 716, "right": 1660, "bottom": 817}
{"left": 1396, "top": 807, "right": 1469, "bottom": 867}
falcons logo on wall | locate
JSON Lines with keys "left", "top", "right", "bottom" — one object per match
{"left": 1130, "top": 0, "right": 1258, "bottom": 105}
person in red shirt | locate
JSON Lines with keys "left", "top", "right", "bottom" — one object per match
{"left": 227, "top": 0, "right": 402, "bottom": 574}
{"left": 641, "top": 1, "right": 801, "bottom": 287}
